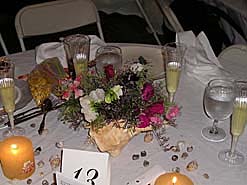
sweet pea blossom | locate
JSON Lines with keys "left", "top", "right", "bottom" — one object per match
{"left": 166, "top": 105, "right": 180, "bottom": 120}
{"left": 89, "top": 88, "right": 105, "bottom": 102}
{"left": 130, "top": 63, "right": 144, "bottom": 73}
{"left": 79, "top": 95, "right": 98, "bottom": 122}
{"left": 142, "top": 83, "right": 154, "bottom": 101}
{"left": 61, "top": 76, "right": 84, "bottom": 100}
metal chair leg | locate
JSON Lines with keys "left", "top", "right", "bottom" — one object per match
{"left": 0, "top": 33, "right": 9, "bottom": 55}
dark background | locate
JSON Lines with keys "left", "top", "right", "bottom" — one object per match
{"left": 0, "top": 0, "right": 237, "bottom": 56}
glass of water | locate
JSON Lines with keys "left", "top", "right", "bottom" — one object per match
{"left": 202, "top": 79, "right": 235, "bottom": 142}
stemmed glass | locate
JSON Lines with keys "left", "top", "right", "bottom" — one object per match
{"left": 0, "top": 59, "right": 25, "bottom": 137}
{"left": 218, "top": 81, "right": 247, "bottom": 165}
{"left": 202, "top": 79, "right": 235, "bottom": 142}
{"left": 162, "top": 42, "right": 186, "bottom": 103}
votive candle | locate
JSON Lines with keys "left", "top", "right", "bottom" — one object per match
{"left": 0, "top": 136, "right": 35, "bottom": 180}
{"left": 155, "top": 172, "right": 194, "bottom": 185}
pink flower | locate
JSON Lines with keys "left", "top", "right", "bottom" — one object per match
{"left": 104, "top": 64, "right": 115, "bottom": 79}
{"left": 137, "top": 113, "right": 151, "bottom": 128}
{"left": 145, "top": 102, "right": 164, "bottom": 115}
{"left": 142, "top": 83, "right": 154, "bottom": 101}
{"left": 166, "top": 105, "right": 180, "bottom": 120}
{"left": 62, "top": 90, "right": 71, "bottom": 100}
{"left": 150, "top": 116, "right": 163, "bottom": 126}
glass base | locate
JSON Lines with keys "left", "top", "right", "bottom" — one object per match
{"left": 2, "top": 126, "right": 25, "bottom": 138}
{"left": 218, "top": 149, "right": 244, "bottom": 165}
{"left": 201, "top": 126, "right": 226, "bottom": 142}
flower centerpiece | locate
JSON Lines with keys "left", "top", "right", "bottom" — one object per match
{"left": 57, "top": 56, "right": 180, "bottom": 156}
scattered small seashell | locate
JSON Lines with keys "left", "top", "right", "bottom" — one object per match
{"left": 26, "top": 178, "right": 32, "bottom": 184}
{"left": 187, "top": 146, "right": 193, "bottom": 152}
{"left": 55, "top": 141, "right": 64, "bottom": 148}
{"left": 37, "top": 160, "right": 45, "bottom": 168}
{"left": 49, "top": 155, "right": 61, "bottom": 169}
{"left": 30, "top": 123, "right": 36, "bottom": 128}
{"left": 132, "top": 154, "right": 140, "bottom": 160}
{"left": 163, "top": 144, "right": 170, "bottom": 152}
{"left": 39, "top": 172, "right": 44, "bottom": 177}
{"left": 144, "top": 132, "right": 153, "bottom": 143}
{"left": 177, "top": 140, "right": 186, "bottom": 151}
{"left": 171, "top": 146, "right": 180, "bottom": 152}
{"left": 34, "top": 147, "right": 42, "bottom": 156}
{"left": 140, "top": 151, "right": 147, "bottom": 157}
{"left": 203, "top": 173, "right": 209, "bottom": 179}
{"left": 42, "top": 179, "right": 49, "bottom": 185}
{"left": 181, "top": 152, "right": 189, "bottom": 160}
{"left": 171, "top": 155, "right": 178, "bottom": 161}
{"left": 172, "top": 167, "right": 180, "bottom": 173}
{"left": 143, "top": 160, "right": 149, "bottom": 167}
{"left": 186, "top": 160, "right": 198, "bottom": 171}
{"left": 41, "top": 128, "right": 49, "bottom": 136}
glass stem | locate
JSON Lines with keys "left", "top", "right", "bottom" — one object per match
{"left": 229, "top": 135, "right": 239, "bottom": 158}
{"left": 169, "top": 92, "right": 174, "bottom": 103}
{"left": 8, "top": 112, "right": 15, "bottom": 130}
{"left": 210, "top": 119, "right": 218, "bottom": 134}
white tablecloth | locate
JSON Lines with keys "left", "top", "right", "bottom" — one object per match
{"left": 0, "top": 43, "right": 247, "bottom": 185}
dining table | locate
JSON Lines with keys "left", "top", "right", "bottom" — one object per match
{"left": 0, "top": 42, "right": 247, "bottom": 185}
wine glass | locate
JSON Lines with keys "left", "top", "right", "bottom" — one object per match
{"left": 162, "top": 42, "right": 186, "bottom": 103}
{"left": 202, "top": 79, "right": 235, "bottom": 142}
{"left": 0, "top": 59, "right": 25, "bottom": 137}
{"left": 95, "top": 45, "right": 122, "bottom": 74}
{"left": 218, "top": 81, "right": 247, "bottom": 165}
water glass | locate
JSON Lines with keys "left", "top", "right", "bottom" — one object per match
{"left": 95, "top": 45, "right": 122, "bottom": 74}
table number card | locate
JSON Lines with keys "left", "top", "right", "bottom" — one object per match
{"left": 56, "top": 172, "right": 85, "bottom": 185}
{"left": 61, "top": 148, "right": 111, "bottom": 185}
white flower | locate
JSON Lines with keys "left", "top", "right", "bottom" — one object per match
{"left": 89, "top": 88, "right": 105, "bottom": 102}
{"left": 79, "top": 95, "right": 98, "bottom": 122}
{"left": 112, "top": 85, "right": 123, "bottom": 99}
{"left": 130, "top": 63, "right": 144, "bottom": 73}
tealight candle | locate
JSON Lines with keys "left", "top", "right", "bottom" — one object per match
{"left": 0, "top": 136, "right": 35, "bottom": 180}
{"left": 155, "top": 172, "right": 194, "bottom": 185}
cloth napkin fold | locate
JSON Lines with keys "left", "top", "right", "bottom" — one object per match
{"left": 35, "top": 35, "right": 106, "bottom": 68}
{"left": 176, "top": 31, "right": 231, "bottom": 85}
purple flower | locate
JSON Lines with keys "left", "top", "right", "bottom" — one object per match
{"left": 141, "top": 83, "right": 154, "bottom": 101}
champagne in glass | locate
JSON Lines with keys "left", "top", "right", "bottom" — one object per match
{"left": 162, "top": 42, "right": 186, "bottom": 103}
{"left": 218, "top": 81, "right": 247, "bottom": 165}
{"left": 202, "top": 79, "right": 235, "bottom": 142}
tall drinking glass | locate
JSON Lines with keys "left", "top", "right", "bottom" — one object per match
{"left": 0, "top": 58, "right": 25, "bottom": 137}
{"left": 202, "top": 79, "right": 235, "bottom": 142}
{"left": 95, "top": 45, "right": 122, "bottom": 74}
{"left": 162, "top": 42, "right": 186, "bottom": 103}
{"left": 218, "top": 81, "right": 247, "bottom": 165}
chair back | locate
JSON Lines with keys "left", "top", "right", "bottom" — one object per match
{"left": 15, "top": 0, "right": 104, "bottom": 51}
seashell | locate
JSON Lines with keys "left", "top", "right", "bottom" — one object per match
{"left": 171, "top": 146, "right": 180, "bottom": 152}
{"left": 163, "top": 144, "right": 170, "bottom": 152}
{"left": 30, "top": 123, "right": 36, "bottom": 128}
{"left": 132, "top": 154, "right": 140, "bottom": 160}
{"left": 34, "top": 147, "right": 42, "bottom": 156}
{"left": 203, "top": 173, "right": 209, "bottom": 179}
{"left": 186, "top": 160, "right": 198, "bottom": 171}
{"left": 172, "top": 167, "right": 180, "bottom": 173}
{"left": 27, "top": 178, "right": 32, "bottom": 184}
{"left": 187, "top": 146, "right": 193, "bottom": 152}
{"left": 144, "top": 132, "right": 153, "bottom": 143}
{"left": 181, "top": 152, "right": 189, "bottom": 160}
{"left": 140, "top": 150, "right": 147, "bottom": 157}
{"left": 55, "top": 141, "right": 64, "bottom": 148}
{"left": 171, "top": 155, "right": 178, "bottom": 161}
{"left": 42, "top": 179, "right": 49, "bottom": 185}
{"left": 37, "top": 160, "right": 45, "bottom": 168}
{"left": 49, "top": 155, "right": 61, "bottom": 169}
{"left": 143, "top": 160, "right": 150, "bottom": 167}
{"left": 39, "top": 172, "right": 44, "bottom": 177}
{"left": 41, "top": 128, "right": 49, "bottom": 136}
{"left": 177, "top": 140, "right": 186, "bottom": 151}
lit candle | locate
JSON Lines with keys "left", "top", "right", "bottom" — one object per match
{"left": 155, "top": 172, "right": 193, "bottom": 185}
{"left": 0, "top": 136, "right": 35, "bottom": 180}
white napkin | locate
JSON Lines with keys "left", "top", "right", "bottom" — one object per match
{"left": 35, "top": 35, "right": 106, "bottom": 68}
{"left": 176, "top": 31, "right": 231, "bottom": 85}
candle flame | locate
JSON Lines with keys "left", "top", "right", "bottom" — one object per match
{"left": 172, "top": 176, "right": 177, "bottom": 184}
{"left": 10, "top": 144, "right": 18, "bottom": 154}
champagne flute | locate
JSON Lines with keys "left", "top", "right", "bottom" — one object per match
{"left": 202, "top": 79, "right": 235, "bottom": 142}
{"left": 218, "top": 81, "right": 247, "bottom": 165}
{"left": 162, "top": 42, "right": 186, "bottom": 103}
{"left": 0, "top": 59, "right": 25, "bottom": 137}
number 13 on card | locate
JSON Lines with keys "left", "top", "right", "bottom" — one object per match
{"left": 61, "top": 148, "right": 111, "bottom": 185}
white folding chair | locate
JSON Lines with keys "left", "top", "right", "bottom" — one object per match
{"left": 15, "top": 0, "right": 104, "bottom": 51}
{"left": 0, "top": 33, "right": 9, "bottom": 55}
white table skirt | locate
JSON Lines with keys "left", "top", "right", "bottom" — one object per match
{"left": 0, "top": 43, "right": 247, "bottom": 185}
